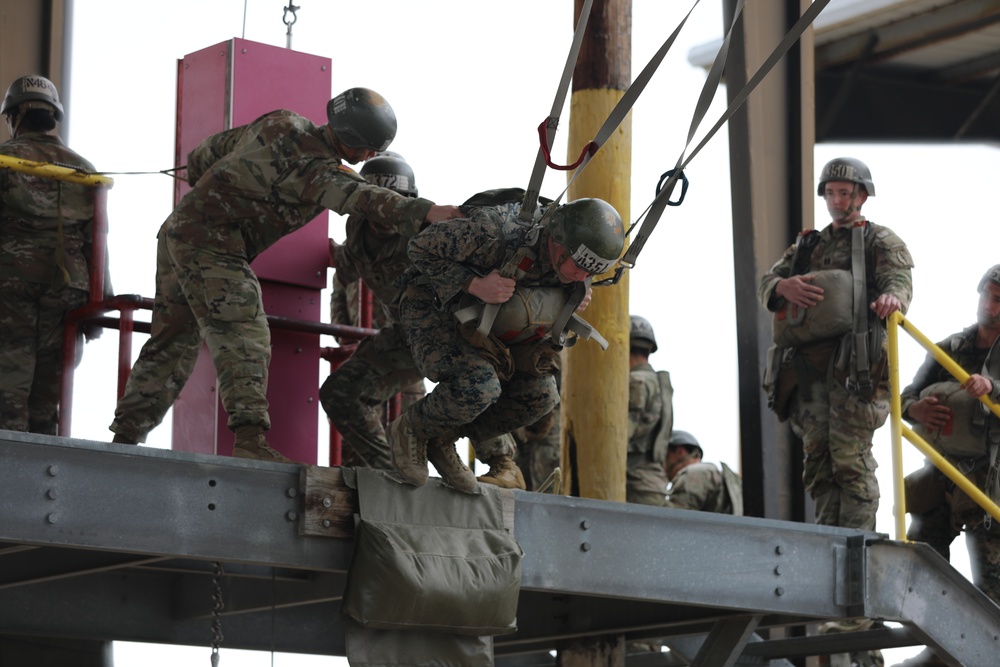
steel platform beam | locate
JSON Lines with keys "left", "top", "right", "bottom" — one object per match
{"left": 1, "top": 432, "right": 998, "bottom": 665}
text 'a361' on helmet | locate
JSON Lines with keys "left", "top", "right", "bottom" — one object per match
{"left": 668, "top": 429, "right": 703, "bottom": 458}
{"left": 979, "top": 264, "right": 1000, "bottom": 293}
{"left": 629, "top": 315, "right": 658, "bottom": 354}
{"left": 326, "top": 87, "right": 397, "bottom": 152}
{"left": 1, "top": 74, "right": 64, "bottom": 121}
{"left": 360, "top": 152, "right": 418, "bottom": 197}
{"left": 548, "top": 198, "right": 626, "bottom": 275}
{"left": 817, "top": 157, "right": 875, "bottom": 196}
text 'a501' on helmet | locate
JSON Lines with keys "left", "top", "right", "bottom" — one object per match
{"left": 359, "top": 152, "right": 418, "bottom": 197}
{"left": 1, "top": 74, "right": 64, "bottom": 121}
{"left": 326, "top": 87, "right": 397, "bottom": 152}
{"left": 629, "top": 315, "right": 658, "bottom": 354}
{"left": 548, "top": 198, "right": 626, "bottom": 275}
{"left": 817, "top": 157, "right": 875, "bottom": 196}
{"left": 979, "top": 264, "right": 1000, "bottom": 293}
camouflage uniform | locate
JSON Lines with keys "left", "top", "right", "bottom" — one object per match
{"left": 759, "top": 218, "right": 913, "bottom": 529}
{"left": 627, "top": 361, "right": 669, "bottom": 506}
{"left": 397, "top": 205, "right": 567, "bottom": 461}
{"left": 512, "top": 402, "right": 561, "bottom": 491}
{"left": 0, "top": 131, "right": 96, "bottom": 434}
{"left": 319, "top": 203, "right": 425, "bottom": 469}
{"left": 110, "top": 110, "right": 432, "bottom": 442}
{"left": 901, "top": 325, "right": 1000, "bottom": 605}
{"left": 666, "top": 462, "right": 731, "bottom": 513}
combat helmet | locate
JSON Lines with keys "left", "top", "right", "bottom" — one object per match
{"left": 978, "top": 265, "right": 1000, "bottom": 293}
{"left": 817, "top": 157, "right": 875, "bottom": 196}
{"left": 629, "top": 315, "right": 658, "bottom": 354}
{"left": 548, "top": 198, "right": 625, "bottom": 275}
{"left": 326, "top": 87, "right": 396, "bottom": 152}
{"left": 360, "top": 152, "right": 417, "bottom": 197}
{"left": 668, "top": 430, "right": 703, "bottom": 458}
{"left": 1, "top": 75, "right": 64, "bottom": 121}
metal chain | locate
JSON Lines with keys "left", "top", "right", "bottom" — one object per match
{"left": 210, "top": 561, "right": 225, "bottom": 667}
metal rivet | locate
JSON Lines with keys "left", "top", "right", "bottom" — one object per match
{"left": 46, "top": 513, "right": 58, "bottom": 524}
{"left": 580, "top": 520, "right": 589, "bottom": 530}
{"left": 307, "top": 397, "right": 314, "bottom": 403}
{"left": 322, "top": 519, "right": 331, "bottom": 528}
{"left": 775, "top": 545, "right": 783, "bottom": 555}
{"left": 775, "top": 587, "right": 784, "bottom": 596}
{"left": 580, "top": 542, "right": 591, "bottom": 552}
{"left": 46, "top": 489, "right": 58, "bottom": 500}
{"left": 286, "top": 488, "right": 297, "bottom": 498}
{"left": 321, "top": 65, "right": 327, "bottom": 71}
{"left": 241, "top": 48, "right": 247, "bottom": 54}
{"left": 286, "top": 511, "right": 298, "bottom": 521}
{"left": 322, "top": 497, "right": 332, "bottom": 508}
{"left": 47, "top": 465, "right": 58, "bottom": 476}
{"left": 773, "top": 566, "right": 781, "bottom": 576}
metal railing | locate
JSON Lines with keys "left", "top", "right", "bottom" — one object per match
{"left": 886, "top": 311, "right": 1000, "bottom": 539}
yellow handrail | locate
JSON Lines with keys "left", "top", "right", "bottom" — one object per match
{"left": 887, "top": 311, "right": 1000, "bottom": 540}
{"left": 0, "top": 153, "right": 114, "bottom": 188}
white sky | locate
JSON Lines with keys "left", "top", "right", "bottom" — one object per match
{"left": 56, "top": 1, "right": 1000, "bottom": 664}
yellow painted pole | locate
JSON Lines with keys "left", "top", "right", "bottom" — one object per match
{"left": 562, "top": 0, "right": 632, "bottom": 503}
{"left": 0, "top": 153, "right": 114, "bottom": 188}
{"left": 886, "top": 313, "right": 908, "bottom": 540}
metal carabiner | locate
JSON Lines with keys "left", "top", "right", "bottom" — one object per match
{"left": 655, "top": 168, "right": 689, "bottom": 206}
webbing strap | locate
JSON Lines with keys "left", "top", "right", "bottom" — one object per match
{"left": 851, "top": 222, "right": 871, "bottom": 389}
{"left": 519, "top": 0, "right": 596, "bottom": 224}
{"left": 622, "top": 0, "right": 832, "bottom": 268}
{"left": 557, "top": 0, "right": 706, "bottom": 205}
{"left": 474, "top": 245, "right": 537, "bottom": 343}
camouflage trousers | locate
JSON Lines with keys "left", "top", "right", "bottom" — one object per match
{"left": 907, "top": 463, "right": 1000, "bottom": 606}
{"left": 0, "top": 279, "right": 87, "bottom": 434}
{"left": 789, "top": 379, "right": 887, "bottom": 530}
{"left": 110, "top": 233, "right": 271, "bottom": 442}
{"left": 627, "top": 462, "right": 669, "bottom": 507}
{"left": 319, "top": 323, "right": 425, "bottom": 469}
{"left": 399, "top": 284, "right": 558, "bottom": 462}
{"left": 512, "top": 404, "right": 561, "bottom": 490}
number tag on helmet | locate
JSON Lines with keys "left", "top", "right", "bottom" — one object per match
{"left": 571, "top": 244, "right": 613, "bottom": 275}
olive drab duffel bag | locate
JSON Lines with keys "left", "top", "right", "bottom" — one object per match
{"left": 913, "top": 381, "right": 990, "bottom": 459}
{"left": 772, "top": 269, "right": 855, "bottom": 347}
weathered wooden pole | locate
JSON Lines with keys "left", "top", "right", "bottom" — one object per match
{"left": 560, "top": 0, "right": 632, "bottom": 509}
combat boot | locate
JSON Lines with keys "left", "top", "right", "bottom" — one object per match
{"left": 476, "top": 455, "right": 526, "bottom": 490}
{"left": 111, "top": 433, "right": 138, "bottom": 445}
{"left": 427, "top": 436, "right": 478, "bottom": 494}
{"left": 232, "top": 426, "right": 292, "bottom": 463}
{"left": 387, "top": 412, "right": 429, "bottom": 486}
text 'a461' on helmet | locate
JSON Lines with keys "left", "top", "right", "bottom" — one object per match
{"left": 629, "top": 315, "right": 658, "bottom": 353}
{"left": 1, "top": 75, "right": 64, "bottom": 121}
{"left": 326, "top": 87, "right": 397, "bottom": 152}
{"left": 548, "top": 198, "right": 625, "bottom": 275}
{"left": 360, "top": 152, "right": 417, "bottom": 197}
{"left": 817, "top": 157, "right": 875, "bottom": 196}
{"left": 979, "top": 264, "right": 1000, "bottom": 293}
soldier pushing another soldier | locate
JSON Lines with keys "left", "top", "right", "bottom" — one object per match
{"left": 108, "top": 88, "right": 462, "bottom": 461}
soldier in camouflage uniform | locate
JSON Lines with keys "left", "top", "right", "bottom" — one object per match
{"left": 760, "top": 157, "right": 914, "bottom": 531}
{"left": 664, "top": 431, "right": 738, "bottom": 514}
{"left": 108, "top": 88, "right": 462, "bottom": 461}
{"left": 0, "top": 75, "right": 109, "bottom": 434}
{"left": 627, "top": 315, "right": 672, "bottom": 506}
{"left": 319, "top": 153, "right": 427, "bottom": 470}
{"left": 890, "top": 267, "right": 1000, "bottom": 667}
{"left": 390, "top": 197, "right": 626, "bottom": 493}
